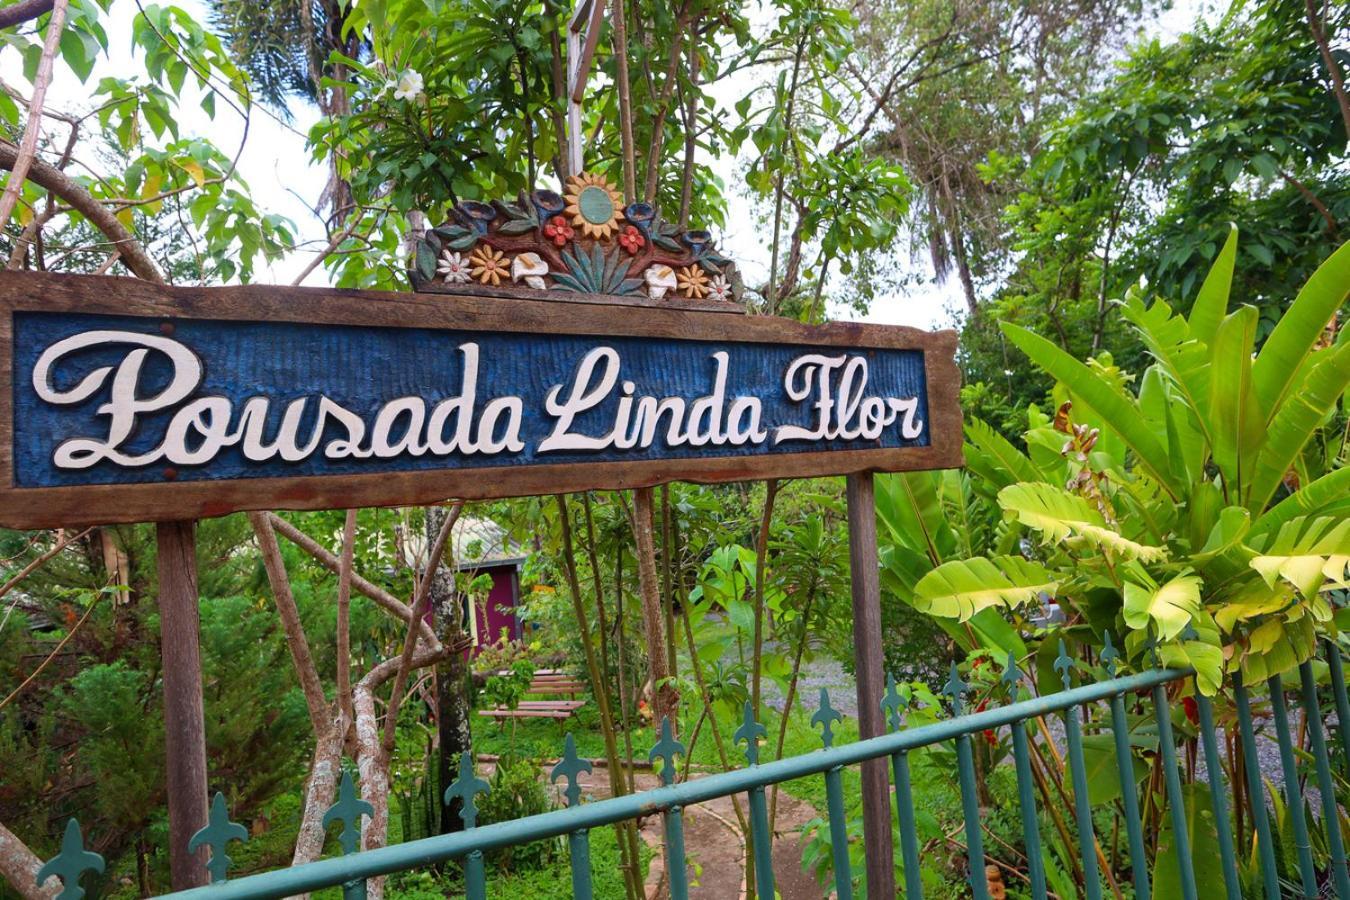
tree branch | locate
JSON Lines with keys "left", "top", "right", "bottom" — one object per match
{"left": 248, "top": 511, "right": 330, "bottom": 736}
{"left": 266, "top": 512, "right": 439, "bottom": 649}
{"left": 0, "top": 0, "right": 54, "bottom": 31}
{"left": 380, "top": 502, "right": 463, "bottom": 753}
{"left": 0, "top": 0, "right": 67, "bottom": 231}
{"left": 0, "top": 142, "right": 165, "bottom": 283}
{"left": 0, "top": 820, "right": 57, "bottom": 900}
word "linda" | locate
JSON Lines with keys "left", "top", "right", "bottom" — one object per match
{"left": 31, "top": 331, "right": 924, "bottom": 470}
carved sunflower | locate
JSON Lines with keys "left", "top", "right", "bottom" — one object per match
{"left": 469, "top": 245, "right": 508, "bottom": 285}
{"left": 563, "top": 172, "right": 626, "bottom": 239}
{"left": 676, "top": 265, "right": 709, "bottom": 298}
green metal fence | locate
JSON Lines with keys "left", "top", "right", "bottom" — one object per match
{"left": 34, "top": 641, "right": 1350, "bottom": 899}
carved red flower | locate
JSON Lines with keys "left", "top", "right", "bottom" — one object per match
{"left": 543, "top": 215, "right": 575, "bottom": 247}
{"left": 618, "top": 225, "right": 645, "bottom": 255}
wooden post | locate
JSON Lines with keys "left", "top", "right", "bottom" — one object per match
{"left": 156, "top": 520, "right": 209, "bottom": 890}
{"left": 846, "top": 473, "right": 896, "bottom": 898}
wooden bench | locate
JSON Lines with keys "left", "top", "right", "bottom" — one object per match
{"left": 479, "top": 698, "right": 585, "bottom": 723}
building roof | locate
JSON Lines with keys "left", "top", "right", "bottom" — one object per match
{"left": 451, "top": 516, "right": 527, "bottom": 570}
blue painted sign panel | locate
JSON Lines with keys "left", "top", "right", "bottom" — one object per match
{"left": 15, "top": 312, "right": 930, "bottom": 487}
{"left": 0, "top": 272, "right": 962, "bottom": 526}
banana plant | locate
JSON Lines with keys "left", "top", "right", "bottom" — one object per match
{"left": 899, "top": 229, "right": 1349, "bottom": 691}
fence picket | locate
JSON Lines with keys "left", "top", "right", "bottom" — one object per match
{"left": 883, "top": 676, "right": 924, "bottom": 900}
{"left": 1268, "top": 672, "right": 1319, "bottom": 898}
{"left": 1057, "top": 644, "right": 1103, "bottom": 900}
{"left": 735, "top": 703, "right": 776, "bottom": 900}
{"left": 1102, "top": 635, "right": 1149, "bottom": 900}
{"left": 1325, "top": 639, "right": 1350, "bottom": 779}
{"left": 1232, "top": 673, "right": 1281, "bottom": 900}
{"left": 1194, "top": 692, "right": 1242, "bottom": 900}
{"left": 1151, "top": 682, "right": 1197, "bottom": 900}
{"left": 650, "top": 717, "right": 690, "bottom": 900}
{"left": 1299, "top": 660, "right": 1350, "bottom": 899}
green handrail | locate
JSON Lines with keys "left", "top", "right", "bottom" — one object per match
{"left": 150, "top": 666, "right": 1190, "bottom": 900}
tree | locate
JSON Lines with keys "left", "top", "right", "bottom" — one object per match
{"left": 962, "top": 0, "right": 1349, "bottom": 433}
{"left": 840, "top": 0, "right": 1156, "bottom": 313}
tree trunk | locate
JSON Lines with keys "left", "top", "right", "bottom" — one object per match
{"left": 292, "top": 722, "right": 345, "bottom": 870}
{"left": 352, "top": 685, "right": 389, "bottom": 900}
{"left": 427, "top": 505, "right": 473, "bottom": 834}
{"left": 0, "top": 821, "right": 58, "bottom": 899}
{"left": 632, "top": 488, "right": 677, "bottom": 733}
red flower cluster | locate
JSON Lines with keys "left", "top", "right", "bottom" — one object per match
{"left": 618, "top": 225, "right": 645, "bottom": 254}
{"left": 543, "top": 215, "right": 574, "bottom": 247}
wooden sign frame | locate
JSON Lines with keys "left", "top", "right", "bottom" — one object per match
{"left": 0, "top": 270, "right": 961, "bottom": 529}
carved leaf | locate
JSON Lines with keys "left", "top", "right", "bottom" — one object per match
{"left": 498, "top": 219, "right": 537, "bottom": 235}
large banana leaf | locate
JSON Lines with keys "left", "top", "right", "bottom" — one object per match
{"left": 1209, "top": 306, "right": 1264, "bottom": 494}
{"left": 1248, "top": 516, "right": 1350, "bottom": 598}
{"left": 1253, "top": 467, "right": 1350, "bottom": 535}
{"left": 1252, "top": 238, "right": 1350, "bottom": 419}
{"left": 875, "top": 471, "right": 949, "bottom": 563}
{"left": 1246, "top": 341, "right": 1350, "bottom": 513}
{"left": 963, "top": 417, "right": 1042, "bottom": 489}
{"left": 911, "top": 556, "right": 1058, "bottom": 621}
{"left": 998, "top": 482, "right": 1167, "bottom": 562}
{"left": 1001, "top": 323, "right": 1182, "bottom": 496}
{"left": 1123, "top": 297, "right": 1214, "bottom": 452}
{"left": 1187, "top": 223, "right": 1238, "bottom": 348}
{"left": 1122, "top": 574, "right": 1202, "bottom": 641}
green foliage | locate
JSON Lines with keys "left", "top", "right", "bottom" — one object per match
{"left": 475, "top": 754, "right": 559, "bottom": 873}
{"left": 890, "top": 233, "right": 1349, "bottom": 694}
{"left": 960, "top": 0, "right": 1349, "bottom": 432}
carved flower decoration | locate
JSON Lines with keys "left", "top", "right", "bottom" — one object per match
{"left": 676, "top": 265, "right": 709, "bottom": 299}
{"left": 564, "top": 172, "right": 625, "bottom": 239}
{"left": 511, "top": 252, "right": 549, "bottom": 290}
{"left": 543, "top": 215, "right": 574, "bottom": 247}
{"left": 645, "top": 264, "right": 676, "bottom": 300}
{"left": 706, "top": 274, "right": 732, "bottom": 302}
{"left": 618, "top": 225, "right": 645, "bottom": 255}
{"left": 469, "top": 246, "right": 508, "bottom": 285}
{"left": 436, "top": 250, "right": 471, "bottom": 284}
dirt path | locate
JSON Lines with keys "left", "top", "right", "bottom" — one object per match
{"left": 557, "top": 767, "right": 826, "bottom": 899}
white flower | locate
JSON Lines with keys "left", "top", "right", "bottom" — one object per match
{"left": 437, "top": 250, "right": 470, "bottom": 283}
{"left": 644, "top": 264, "right": 676, "bottom": 300}
{"left": 511, "top": 252, "right": 550, "bottom": 290}
{"left": 706, "top": 274, "right": 732, "bottom": 301}
{"left": 393, "top": 69, "right": 424, "bottom": 102}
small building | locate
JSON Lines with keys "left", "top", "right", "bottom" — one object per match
{"left": 450, "top": 516, "right": 527, "bottom": 650}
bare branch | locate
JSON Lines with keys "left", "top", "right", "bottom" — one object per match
{"left": 0, "top": 0, "right": 55, "bottom": 32}
{"left": 0, "top": 0, "right": 67, "bottom": 230}
{"left": 0, "top": 820, "right": 58, "bottom": 900}
{"left": 266, "top": 512, "right": 439, "bottom": 648}
{"left": 335, "top": 508, "right": 357, "bottom": 725}
{"left": 381, "top": 502, "right": 463, "bottom": 753}
{"left": 0, "top": 141, "right": 165, "bottom": 283}
{"left": 248, "top": 511, "right": 330, "bottom": 735}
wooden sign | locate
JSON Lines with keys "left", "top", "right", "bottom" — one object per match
{"left": 0, "top": 270, "right": 961, "bottom": 529}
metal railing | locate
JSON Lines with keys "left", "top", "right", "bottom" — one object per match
{"left": 33, "top": 640, "right": 1350, "bottom": 900}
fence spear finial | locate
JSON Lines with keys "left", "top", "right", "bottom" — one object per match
{"left": 323, "top": 770, "right": 374, "bottom": 856}
{"left": 36, "top": 819, "right": 104, "bottom": 900}
{"left": 444, "top": 751, "right": 491, "bottom": 828}
{"left": 811, "top": 688, "right": 843, "bottom": 748}
{"left": 648, "top": 716, "right": 685, "bottom": 787}
{"left": 551, "top": 733, "right": 592, "bottom": 807}
{"left": 188, "top": 792, "right": 249, "bottom": 884}
{"left": 734, "top": 702, "right": 767, "bottom": 765}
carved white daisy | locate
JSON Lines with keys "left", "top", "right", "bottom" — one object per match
{"left": 437, "top": 250, "right": 470, "bottom": 284}
{"left": 706, "top": 274, "right": 732, "bottom": 302}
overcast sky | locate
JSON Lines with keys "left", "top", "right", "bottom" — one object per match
{"left": 14, "top": 0, "right": 1207, "bottom": 330}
